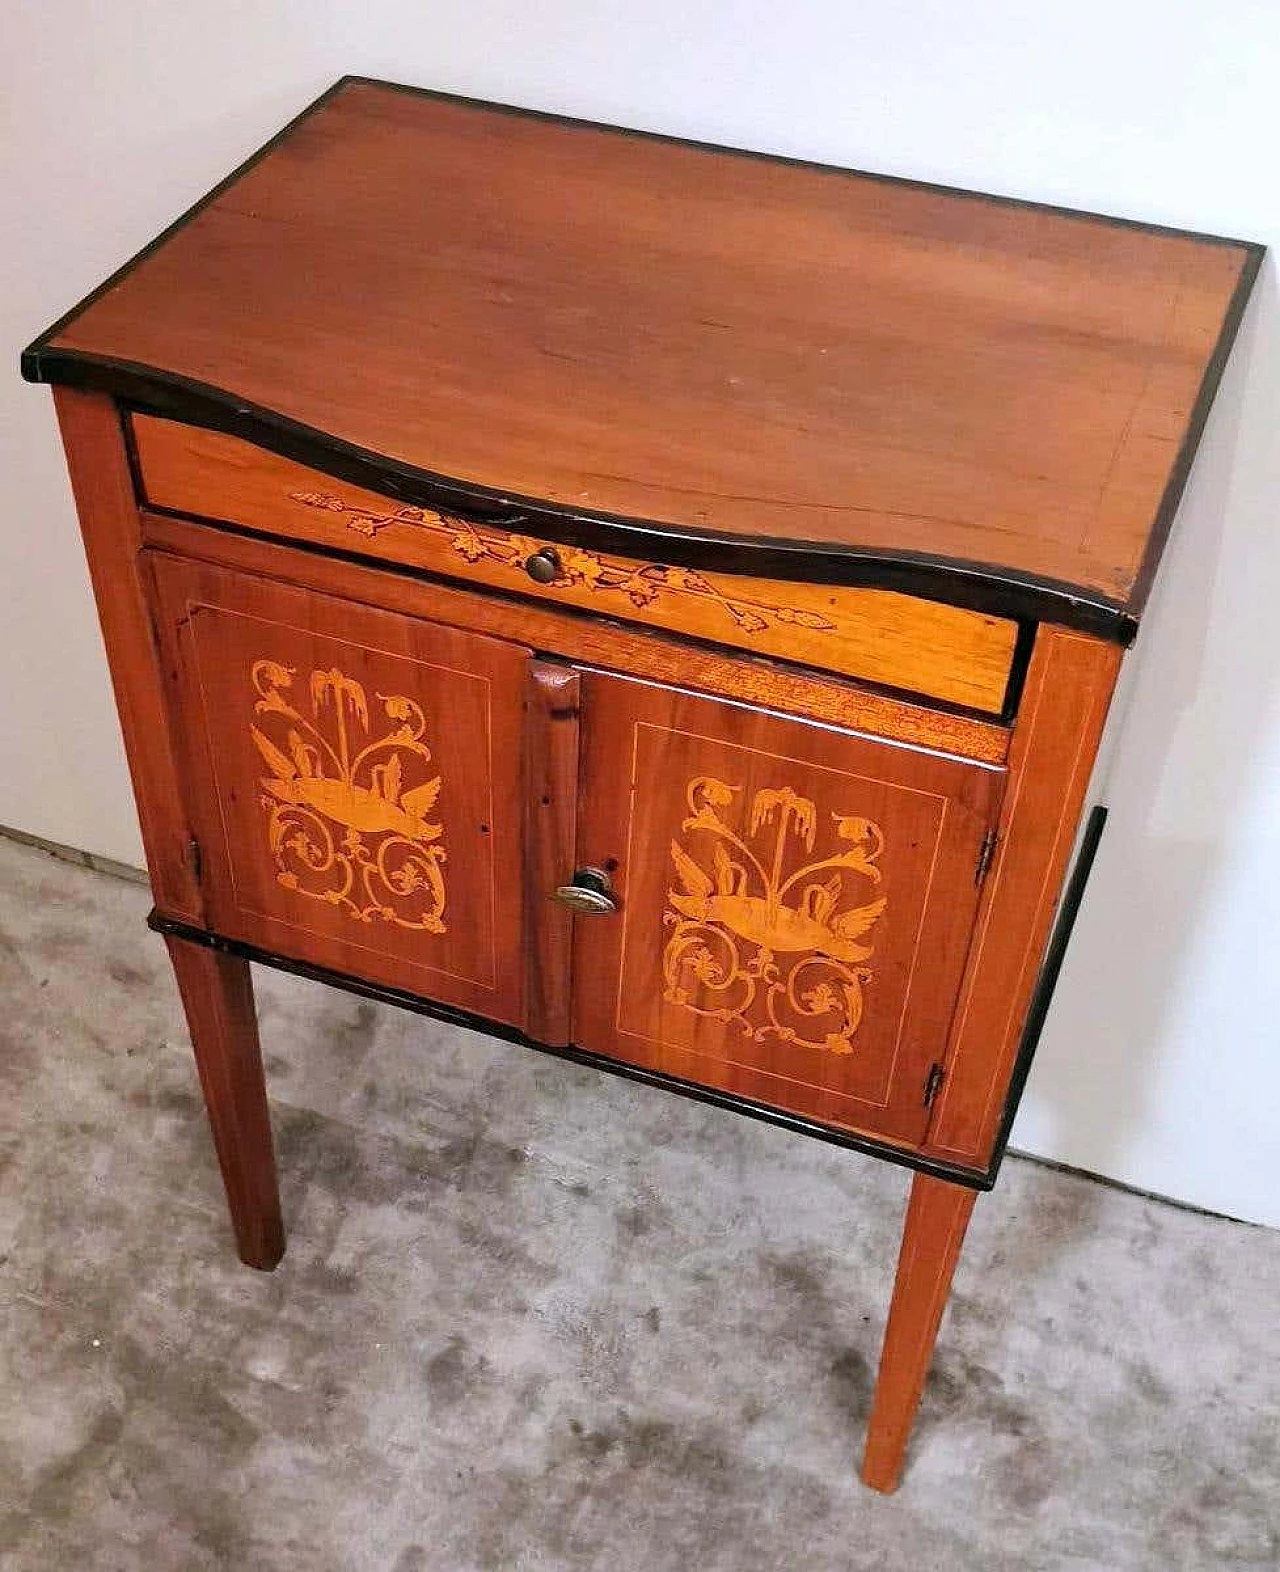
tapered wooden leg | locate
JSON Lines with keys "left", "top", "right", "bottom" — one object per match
{"left": 165, "top": 936, "right": 285, "bottom": 1270}
{"left": 862, "top": 1173, "right": 978, "bottom": 1492}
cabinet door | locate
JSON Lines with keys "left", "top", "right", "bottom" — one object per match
{"left": 572, "top": 674, "right": 1005, "bottom": 1146}
{"left": 148, "top": 553, "right": 530, "bottom": 1026}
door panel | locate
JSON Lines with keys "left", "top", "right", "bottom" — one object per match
{"left": 148, "top": 552, "right": 530, "bottom": 1026}
{"left": 571, "top": 674, "right": 1005, "bottom": 1145}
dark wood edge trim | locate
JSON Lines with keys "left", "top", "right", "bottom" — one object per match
{"left": 119, "top": 399, "right": 146, "bottom": 495}
{"left": 22, "top": 71, "right": 1261, "bottom": 388}
{"left": 134, "top": 494, "right": 1014, "bottom": 729}
{"left": 40, "top": 371, "right": 1133, "bottom": 637}
{"left": 987, "top": 803, "right": 1108, "bottom": 1182}
{"left": 1129, "top": 243, "right": 1267, "bottom": 620}
{"left": 148, "top": 909, "right": 994, "bottom": 1191}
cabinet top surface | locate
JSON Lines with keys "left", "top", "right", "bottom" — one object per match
{"left": 24, "top": 77, "right": 1260, "bottom": 636}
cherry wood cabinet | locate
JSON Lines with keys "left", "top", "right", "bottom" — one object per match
{"left": 22, "top": 78, "right": 1260, "bottom": 1493}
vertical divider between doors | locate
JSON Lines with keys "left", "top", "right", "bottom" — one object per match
{"left": 524, "top": 660, "right": 582, "bottom": 1045}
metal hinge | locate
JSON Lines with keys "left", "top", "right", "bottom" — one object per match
{"left": 923, "top": 1062, "right": 946, "bottom": 1109}
{"left": 975, "top": 827, "right": 999, "bottom": 886}
{"left": 187, "top": 836, "right": 203, "bottom": 885}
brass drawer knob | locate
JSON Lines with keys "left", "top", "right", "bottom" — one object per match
{"left": 524, "top": 546, "right": 561, "bottom": 584}
{"left": 553, "top": 866, "right": 618, "bottom": 914}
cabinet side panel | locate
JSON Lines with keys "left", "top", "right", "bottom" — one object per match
{"left": 924, "top": 626, "right": 1121, "bottom": 1164}
{"left": 52, "top": 387, "right": 203, "bottom": 919}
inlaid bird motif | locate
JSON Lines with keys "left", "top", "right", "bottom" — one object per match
{"left": 249, "top": 660, "right": 447, "bottom": 931}
{"left": 668, "top": 782, "right": 886, "bottom": 963}
{"left": 663, "top": 777, "right": 888, "bottom": 1054}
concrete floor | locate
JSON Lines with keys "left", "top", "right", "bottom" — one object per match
{"left": 0, "top": 833, "right": 1276, "bottom": 1571}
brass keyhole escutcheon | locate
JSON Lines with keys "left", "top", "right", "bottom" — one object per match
{"left": 553, "top": 866, "right": 618, "bottom": 914}
{"left": 524, "top": 547, "right": 561, "bottom": 585}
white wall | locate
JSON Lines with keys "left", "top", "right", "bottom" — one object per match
{"left": 3, "top": 2, "right": 1278, "bottom": 1226}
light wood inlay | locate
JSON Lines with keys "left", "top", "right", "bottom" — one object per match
{"left": 28, "top": 80, "right": 1258, "bottom": 1498}
{"left": 572, "top": 675, "right": 1005, "bottom": 1145}
{"left": 249, "top": 659, "right": 448, "bottom": 932}
{"left": 132, "top": 414, "right": 1021, "bottom": 713}
{"left": 663, "top": 776, "right": 889, "bottom": 1056}
{"left": 148, "top": 551, "right": 532, "bottom": 1028}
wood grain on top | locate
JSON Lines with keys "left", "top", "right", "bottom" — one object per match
{"left": 29, "top": 79, "right": 1259, "bottom": 621}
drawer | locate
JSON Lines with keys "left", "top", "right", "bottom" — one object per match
{"left": 130, "top": 414, "right": 1020, "bottom": 715}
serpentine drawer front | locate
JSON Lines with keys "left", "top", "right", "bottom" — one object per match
{"left": 131, "top": 413, "right": 1022, "bottom": 714}
{"left": 22, "top": 76, "right": 1260, "bottom": 1493}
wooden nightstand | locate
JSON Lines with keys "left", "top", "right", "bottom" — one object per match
{"left": 21, "top": 78, "right": 1260, "bottom": 1492}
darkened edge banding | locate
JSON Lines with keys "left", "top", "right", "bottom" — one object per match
{"left": 341, "top": 76, "right": 1263, "bottom": 255}
{"left": 20, "top": 78, "right": 347, "bottom": 370}
{"left": 1000, "top": 619, "right": 1039, "bottom": 725}
{"left": 131, "top": 446, "right": 1017, "bottom": 729}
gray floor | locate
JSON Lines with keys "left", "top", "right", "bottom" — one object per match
{"left": 0, "top": 834, "right": 1276, "bottom": 1571}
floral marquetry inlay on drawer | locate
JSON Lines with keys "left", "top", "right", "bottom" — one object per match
{"left": 291, "top": 486, "right": 842, "bottom": 639}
